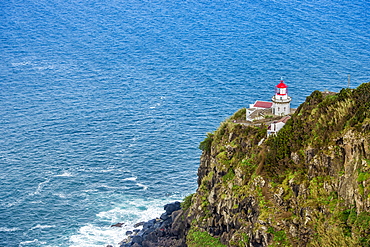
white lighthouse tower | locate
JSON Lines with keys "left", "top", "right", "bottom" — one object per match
{"left": 272, "top": 79, "right": 291, "bottom": 116}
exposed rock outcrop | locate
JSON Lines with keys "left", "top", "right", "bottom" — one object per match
{"left": 119, "top": 202, "right": 188, "bottom": 247}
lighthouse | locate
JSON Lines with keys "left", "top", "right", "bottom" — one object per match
{"left": 272, "top": 79, "right": 291, "bottom": 116}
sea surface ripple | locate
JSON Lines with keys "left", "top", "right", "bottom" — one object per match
{"left": 0, "top": 0, "right": 369, "bottom": 246}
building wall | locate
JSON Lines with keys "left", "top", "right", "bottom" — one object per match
{"left": 273, "top": 102, "right": 290, "bottom": 116}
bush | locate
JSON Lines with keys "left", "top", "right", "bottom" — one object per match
{"left": 187, "top": 227, "right": 226, "bottom": 247}
{"left": 229, "top": 108, "right": 246, "bottom": 121}
{"left": 199, "top": 132, "right": 214, "bottom": 152}
{"left": 181, "top": 193, "right": 194, "bottom": 210}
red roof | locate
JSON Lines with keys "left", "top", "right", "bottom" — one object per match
{"left": 254, "top": 101, "right": 273, "bottom": 108}
{"left": 277, "top": 82, "right": 288, "bottom": 88}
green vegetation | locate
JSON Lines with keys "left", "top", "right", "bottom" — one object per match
{"left": 229, "top": 232, "right": 250, "bottom": 246}
{"left": 181, "top": 193, "right": 194, "bottom": 210}
{"left": 229, "top": 108, "right": 246, "bottom": 121}
{"left": 265, "top": 82, "right": 370, "bottom": 179}
{"left": 309, "top": 217, "right": 360, "bottom": 247}
{"left": 222, "top": 169, "right": 235, "bottom": 182}
{"left": 187, "top": 227, "right": 226, "bottom": 247}
{"left": 267, "top": 227, "right": 290, "bottom": 246}
{"left": 186, "top": 82, "right": 370, "bottom": 247}
{"left": 199, "top": 132, "right": 214, "bottom": 152}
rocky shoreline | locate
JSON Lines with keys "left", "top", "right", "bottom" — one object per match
{"left": 107, "top": 201, "right": 188, "bottom": 247}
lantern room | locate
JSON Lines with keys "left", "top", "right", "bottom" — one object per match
{"left": 275, "top": 80, "right": 288, "bottom": 96}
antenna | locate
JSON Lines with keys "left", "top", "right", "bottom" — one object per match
{"left": 348, "top": 74, "right": 351, "bottom": 88}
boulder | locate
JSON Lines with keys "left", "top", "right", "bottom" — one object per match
{"left": 132, "top": 235, "right": 143, "bottom": 245}
{"left": 134, "top": 221, "right": 145, "bottom": 228}
{"left": 143, "top": 219, "right": 156, "bottom": 230}
{"left": 160, "top": 212, "right": 170, "bottom": 221}
{"left": 111, "top": 223, "right": 125, "bottom": 227}
{"left": 164, "top": 202, "right": 181, "bottom": 215}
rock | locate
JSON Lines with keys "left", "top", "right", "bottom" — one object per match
{"left": 111, "top": 222, "right": 125, "bottom": 227}
{"left": 143, "top": 219, "right": 156, "bottom": 229}
{"left": 132, "top": 235, "right": 143, "bottom": 245}
{"left": 116, "top": 202, "right": 187, "bottom": 247}
{"left": 160, "top": 212, "right": 170, "bottom": 221}
{"left": 164, "top": 202, "right": 181, "bottom": 215}
{"left": 120, "top": 244, "right": 130, "bottom": 247}
{"left": 134, "top": 221, "right": 145, "bottom": 228}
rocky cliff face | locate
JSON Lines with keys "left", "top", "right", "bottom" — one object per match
{"left": 183, "top": 82, "right": 370, "bottom": 247}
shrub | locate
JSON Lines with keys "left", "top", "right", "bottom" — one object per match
{"left": 181, "top": 193, "right": 194, "bottom": 210}
{"left": 199, "top": 132, "right": 214, "bottom": 152}
{"left": 229, "top": 108, "right": 246, "bottom": 121}
{"left": 187, "top": 227, "right": 226, "bottom": 247}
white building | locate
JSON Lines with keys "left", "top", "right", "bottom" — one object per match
{"left": 246, "top": 101, "right": 273, "bottom": 121}
{"left": 246, "top": 79, "right": 292, "bottom": 120}
{"left": 271, "top": 80, "right": 292, "bottom": 116}
{"left": 245, "top": 79, "right": 293, "bottom": 137}
{"left": 267, "top": 115, "right": 291, "bottom": 137}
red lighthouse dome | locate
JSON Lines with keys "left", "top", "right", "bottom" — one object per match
{"left": 275, "top": 80, "right": 288, "bottom": 95}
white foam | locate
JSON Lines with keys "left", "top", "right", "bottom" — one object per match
{"left": 98, "top": 184, "right": 128, "bottom": 190}
{"left": 31, "top": 179, "right": 50, "bottom": 195}
{"left": 11, "top": 61, "right": 31, "bottom": 66}
{"left": 53, "top": 192, "right": 68, "bottom": 198}
{"left": 1, "top": 197, "right": 24, "bottom": 208}
{"left": 30, "top": 224, "right": 56, "bottom": 230}
{"left": 0, "top": 227, "right": 21, "bottom": 232}
{"left": 35, "top": 65, "right": 55, "bottom": 70}
{"left": 69, "top": 197, "right": 180, "bottom": 247}
{"left": 69, "top": 224, "right": 125, "bottom": 247}
{"left": 55, "top": 171, "right": 73, "bottom": 177}
{"left": 122, "top": 177, "right": 137, "bottom": 181}
{"left": 149, "top": 102, "right": 161, "bottom": 109}
{"left": 136, "top": 183, "right": 148, "bottom": 191}
{"left": 19, "top": 239, "right": 46, "bottom": 246}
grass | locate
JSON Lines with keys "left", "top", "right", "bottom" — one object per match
{"left": 187, "top": 228, "right": 226, "bottom": 247}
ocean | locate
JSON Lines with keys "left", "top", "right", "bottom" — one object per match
{"left": 0, "top": 0, "right": 369, "bottom": 246}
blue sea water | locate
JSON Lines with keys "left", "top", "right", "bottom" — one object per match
{"left": 0, "top": 0, "right": 369, "bottom": 246}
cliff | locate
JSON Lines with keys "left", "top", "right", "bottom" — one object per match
{"left": 183, "top": 82, "right": 370, "bottom": 247}
{"left": 120, "top": 82, "right": 370, "bottom": 247}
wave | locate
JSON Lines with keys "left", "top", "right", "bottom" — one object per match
{"left": 30, "top": 224, "right": 56, "bottom": 230}
{"left": 19, "top": 239, "right": 46, "bottom": 246}
{"left": 53, "top": 192, "right": 68, "bottom": 198}
{"left": 136, "top": 183, "right": 148, "bottom": 191}
{"left": 11, "top": 61, "right": 32, "bottom": 66}
{"left": 0, "top": 227, "right": 21, "bottom": 232}
{"left": 54, "top": 171, "right": 73, "bottom": 177}
{"left": 69, "top": 224, "right": 125, "bottom": 247}
{"left": 30, "top": 179, "right": 50, "bottom": 196}
{"left": 71, "top": 197, "right": 180, "bottom": 247}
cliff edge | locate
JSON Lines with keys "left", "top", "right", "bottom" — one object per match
{"left": 121, "top": 82, "right": 370, "bottom": 247}
{"left": 184, "top": 82, "right": 370, "bottom": 247}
